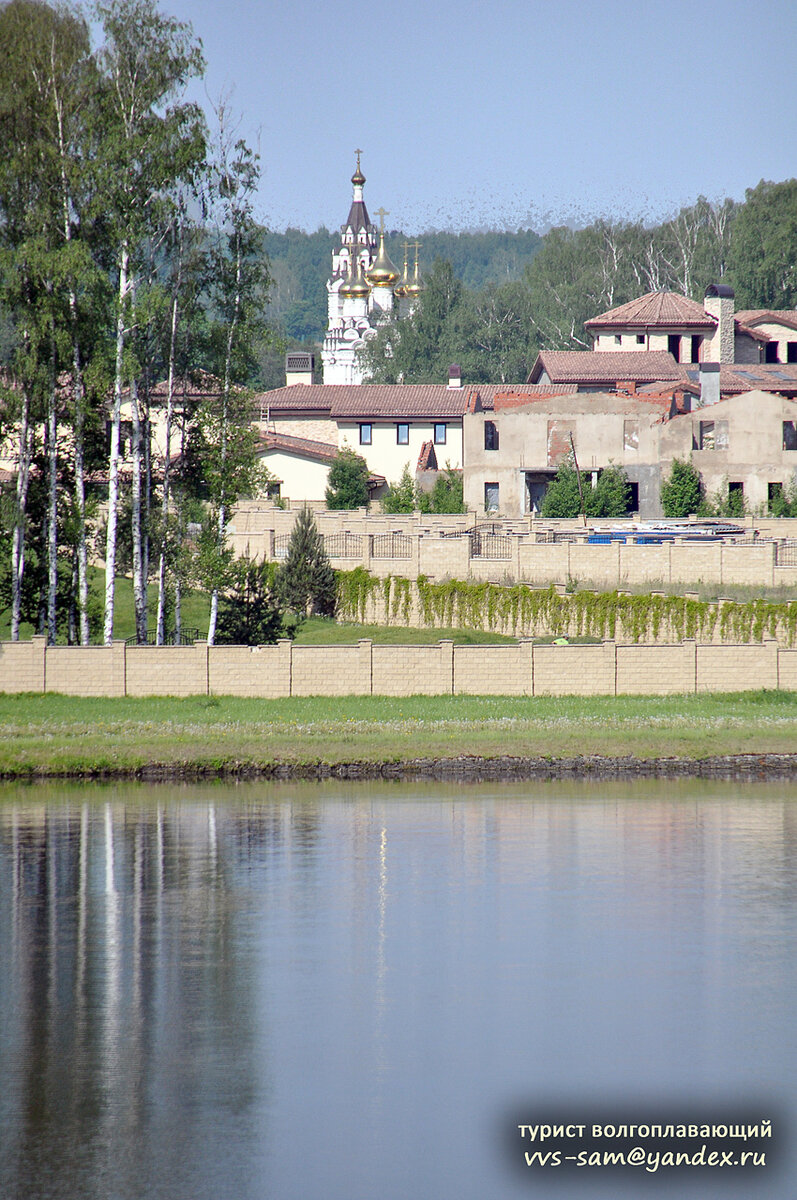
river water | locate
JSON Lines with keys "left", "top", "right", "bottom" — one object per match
{"left": 0, "top": 779, "right": 795, "bottom": 1200}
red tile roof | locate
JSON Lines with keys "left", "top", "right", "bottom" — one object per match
{"left": 528, "top": 350, "right": 684, "bottom": 385}
{"left": 257, "top": 431, "right": 339, "bottom": 463}
{"left": 253, "top": 384, "right": 471, "bottom": 419}
{"left": 417, "top": 441, "right": 438, "bottom": 470}
{"left": 681, "top": 363, "right": 797, "bottom": 395}
{"left": 585, "top": 291, "right": 716, "bottom": 330}
{"left": 735, "top": 309, "right": 797, "bottom": 334}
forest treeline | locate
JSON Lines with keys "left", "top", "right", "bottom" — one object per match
{"left": 267, "top": 179, "right": 797, "bottom": 384}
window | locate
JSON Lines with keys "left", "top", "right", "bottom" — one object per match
{"left": 614, "top": 334, "right": 622, "bottom": 345}
{"left": 623, "top": 420, "right": 639, "bottom": 451}
{"left": 788, "top": 342, "right": 797, "bottom": 363}
{"left": 769, "top": 482, "right": 784, "bottom": 512}
{"left": 765, "top": 342, "right": 780, "bottom": 363}
{"left": 728, "top": 481, "right": 744, "bottom": 515}
{"left": 484, "top": 482, "right": 499, "bottom": 512}
{"left": 266, "top": 481, "right": 281, "bottom": 501}
{"left": 695, "top": 420, "right": 728, "bottom": 450}
{"left": 434, "top": 423, "right": 447, "bottom": 444}
{"left": 636, "top": 334, "right": 645, "bottom": 345}
{"left": 783, "top": 422, "right": 797, "bottom": 451}
{"left": 359, "top": 423, "right": 372, "bottom": 445}
{"left": 691, "top": 335, "right": 701, "bottom": 363}
{"left": 668, "top": 334, "right": 681, "bottom": 363}
{"left": 484, "top": 421, "right": 499, "bottom": 450}
{"left": 396, "top": 423, "right": 409, "bottom": 445}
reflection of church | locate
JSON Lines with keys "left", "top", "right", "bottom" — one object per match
{"left": 321, "top": 153, "right": 423, "bottom": 385}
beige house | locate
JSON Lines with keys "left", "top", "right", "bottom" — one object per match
{"left": 584, "top": 284, "right": 797, "bottom": 365}
{"left": 464, "top": 388, "right": 797, "bottom": 519}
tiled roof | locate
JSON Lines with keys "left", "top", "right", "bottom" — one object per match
{"left": 682, "top": 364, "right": 797, "bottom": 395}
{"left": 734, "top": 320, "right": 770, "bottom": 342}
{"left": 528, "top": 350, "right": 684, "bottom": 384}
{"left": 735, "top": 309, "right": 797, "bottom": 334}
{"left": 584, "top": 291, "right": 716, "bottom": 330}
{"left": 253, "top": 384, "right": 471, "bottom": 419}
{"left": 417, "top": 441, "right": 438, "bottom": 470}
{"left": 257, "top": 431, "right": 339, "bottom": 463}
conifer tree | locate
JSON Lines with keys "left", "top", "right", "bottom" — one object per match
{"left": 276, "top": 507, "right": 336, "bottom": 619}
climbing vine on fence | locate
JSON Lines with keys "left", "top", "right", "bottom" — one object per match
{"left": 334, "top": 570, "right": 797, "bottom": 646}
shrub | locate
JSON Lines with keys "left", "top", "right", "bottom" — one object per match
{"left": 326, "top": 447, "right": 370, "bottom": 509}
{"left": 216, "top": 556, "right": 283, "bottom": 645}
{"left": 660, "top": 457, "right": 703, "bottom": 518}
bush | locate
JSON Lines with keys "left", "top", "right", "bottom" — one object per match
{"left": 540, "top": 459, "right": 630, "bottom": 518}
{"left": 326, "top": 448, "right": 370, "bottom": 509}
{"left": 216, "top": 556, "right": 283, "bottom": 645}
{"left": 660, "top": 457, "right": 703, "bottom": 518}
{"left": 381, "top": 464, "right": 417, "bottom": 513}
{"left": 418, "top": 466, "right": 465, "bottom": 513}
{"left": 276, "top": 505, "right": 336, "bottom": 618}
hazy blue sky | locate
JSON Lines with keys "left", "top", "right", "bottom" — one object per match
{"left": 163, "top": 0, "right": 796, "bottom": 234}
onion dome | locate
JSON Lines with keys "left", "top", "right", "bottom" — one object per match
{"left": 339, "top": 248, "right": 371, "bottom": 299}
{"left": 366, "top": 231, "right": 400, "bottom": 288}
{"left": 394, "top": 243, "right": 411, "bottom": 298}
{"left": 351, "top": 150, "right": 365, "bottom": 188}
{"left": 404, "top": 245, "right": 424, "bottom": 298}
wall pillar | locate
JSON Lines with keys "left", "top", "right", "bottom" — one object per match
{"left": 31, "top": 635, "right": 46, "bottom": 693}
{"left": 111, "top": 640, "right": 127, "bottom": 697}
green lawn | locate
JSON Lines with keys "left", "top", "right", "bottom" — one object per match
{"left": 0, "top": 691, "right": 796, "bottom": 777}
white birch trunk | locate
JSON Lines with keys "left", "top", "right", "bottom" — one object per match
{"left": 130, "top": 376, "right": 146, "bottom": 642}
{"left": 11, "top": 396, "right": 33, "bottom": 642}
{"left": 104, "top": 244, "right": 129, "bottom": 645}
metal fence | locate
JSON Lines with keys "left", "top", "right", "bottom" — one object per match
{"left": 776, "top": 540, "right": 797, "bottom": 566}
{"left": 372, "top": 532, "right": 413, "bottom": 559}
{"left": 126, "top": 627, "right": 201, "bottom": 646}
{"left": 469, "top": 532, "right": 513, "bottom": 559}
{"left": 322, "top": 532, "right": 363, "bottom": 558}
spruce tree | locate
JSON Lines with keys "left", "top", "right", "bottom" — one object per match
{"left": 277, "top": 506, "right": 336, "bottom": 619}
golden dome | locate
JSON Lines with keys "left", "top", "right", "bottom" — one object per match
{"left": 404, "top": 255, "right": 424, "bottom": 298}
{"left": 351, "top": 149, "right": 365, "bottom": 188}
{"left": 366, "top": 231, "right": 400, "bottom": 287}
{"left": 340, "top": 248, "right": 371, "bottom": 299}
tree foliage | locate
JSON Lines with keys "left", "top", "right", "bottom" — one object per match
{"left": 540, "top": 459, "right": 631, "bottom": 519}
{"left": 727, "top": 179, "right": 797, "bottom": 309}
{"left": 216, "top": 555, "right": 283, "bottom": 645}
{"left": 418, "top": 467, "right": 465, "bottom": 514}
{"left": 660, "top": 458, "right": 703, "bottom": 518}
{"left": 381, "top": 464, "right": 416, "bottom": 513}
{"left": 276, "top": 506, "right": 336, "bottom": 619}
{"left": 326, "top": 447, "right": 370, "bottom": 509}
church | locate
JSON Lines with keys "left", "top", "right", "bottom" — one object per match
{"left": 321, "top": 153, "right": 422, "bottom": 385}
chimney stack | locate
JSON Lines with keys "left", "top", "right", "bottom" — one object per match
{"left": 448, "top": 364, "right": 462, "bottom": 389}
{"left": 699, "top": 362, "right": 721, "bottom": 406}
{"left": 285, "top": 351, "right": 315, "bottom": 386}
{"left": 703, "top": 284, "right": 735, "bottom": 363}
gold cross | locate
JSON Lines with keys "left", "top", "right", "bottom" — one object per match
{"left": 374, "top": 207, "right": 389, "bottom": 234}
{"left": 354, "top": 148, "right": 362, "bottom": 170}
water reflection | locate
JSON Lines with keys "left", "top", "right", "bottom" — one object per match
{"left": 0, "top": 779, "right": 795, "bottom": 1199}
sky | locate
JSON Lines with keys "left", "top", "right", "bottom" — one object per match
{"left": 161, "top": 0, "right": 797, "bottom": 235}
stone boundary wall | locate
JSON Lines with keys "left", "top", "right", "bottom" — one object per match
{"left": 229, "top": 507, "right": 797, "bottom": 589}
{"left": 2, "top": 635, "right": 795, "bottom": 697}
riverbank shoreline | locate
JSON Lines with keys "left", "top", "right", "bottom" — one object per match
{"left": 5, "top": 752, "right": 797, "bottom": 784}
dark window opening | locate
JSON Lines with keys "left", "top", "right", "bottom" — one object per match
{"left": 690, "top": 335, "right": 701, "bottom": 363}
{"left": 783, "top": 422, "right": 797, "bottom": 451}
{"left": 396, "top": 423, "right": 409, "bottom": 445}
{"left": 359, "top": 423, "right": 372, "bottom": 445}
{"left": 728, "top": 481, "right": 744, "bottom": 516}
{"left": 668, "top": 334, "right": 681, "bottom": 362}
{"left": 267, "top": 481, "right": 281, "bottom": 500}
{"left": 769, "top": 482, "right": 784, "bottom": 512}
{"left": 636, "top": 334, "right": 645, "bottom": 345}
{"left": 484, "top": 421, "right": 499, "bottom": 450}
{"left": 614, "top": 334, "right": 622, "bottom": 345}
{"left": 626, "top": 482, "right": 639, "bottom": 513}
{"left": 787, "top": 342, "right": 797, "bottom": 363}
{"left": 765, "top": 342, "right": 780, "bottom": 363}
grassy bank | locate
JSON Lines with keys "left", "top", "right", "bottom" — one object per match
{"left": 1, "top": 691, "right": 797, "bottom": 778}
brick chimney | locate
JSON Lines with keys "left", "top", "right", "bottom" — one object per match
{"left": 448, "top": 364, "right": 462, "bottom": 389}
{"left": 285, "top": 351, "right": 315, "bottom": 386}
{"left": 703, "top": 284, "right": 735, "bottom": 363}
